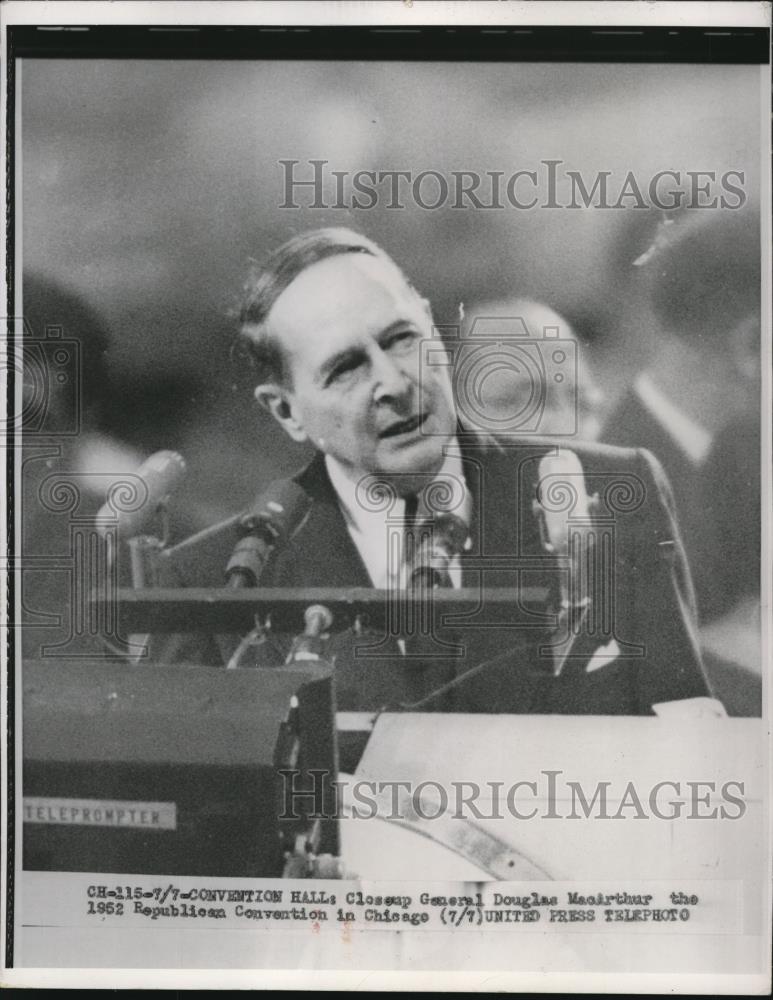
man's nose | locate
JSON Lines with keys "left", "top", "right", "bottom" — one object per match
{"left": 371, "top": 348, "right": 412, "bottom": 404}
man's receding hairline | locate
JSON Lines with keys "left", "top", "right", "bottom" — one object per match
{"left": 245, "top": 236, "right": 425, "bottom": 389}
{"left": 267, "top": 244, "right": 417, "bottom": 324}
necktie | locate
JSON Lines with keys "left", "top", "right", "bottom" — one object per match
{"left": 401, "top": 493, "right": 420, "bottom": 590}
{"left": 398, "top": 492, "right": 456, "bottom": 696}
{"left": 403, "top": 493, "right": 459, "bottom": 590}
{"left": 403, "top": 493, "right": 419, "bottom": 529}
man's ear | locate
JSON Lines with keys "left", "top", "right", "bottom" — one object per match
{"left": 254, "top": 383, "right": 308, "bottom": 443}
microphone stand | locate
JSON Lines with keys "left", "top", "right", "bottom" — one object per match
{"left": 533, "top": 495, "right": 598, "bottom": 676}
{"left": 122, "top": 503, "right": 175, "bottom": 663}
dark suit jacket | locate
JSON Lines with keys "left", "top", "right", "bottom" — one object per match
{"left": 603, "top": 387, "right": 714, "bottom": 617}
{"left": 603, "top": 390, "right": 761, "bottom": 716}
{"left": 166, "top": 432, "right": 713, "bottom": 716}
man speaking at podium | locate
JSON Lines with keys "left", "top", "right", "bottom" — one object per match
{"left": 194, "top": 227, "right": 720, "bottom": 717}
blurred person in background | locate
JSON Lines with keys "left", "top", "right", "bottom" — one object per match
{"left": 696, "top": 414, "right": 762, "bottom": 715}
{"left": 19, "top": 273, "right": 142, "bottom": 660}
{"left": 599, "top": 209, "right": 762, "bottom": 715}
{"left": 458, "top": 297, "right": 605, "bottom": 442}
{"left": 601, "top": 208, "right": 761, "bottom": 624}
{"left": 20, "top": 273, "right": 142, "bottom": 475}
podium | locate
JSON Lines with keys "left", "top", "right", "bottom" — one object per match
{"left": 108, "top": 585, "right": 655, "bottom": 718}
{"left": 24, "top": 583, "right": 661, "bottom": 879}
{"left": 342, "top": 713, "right": 765, "bottom": 887}
{"left": 110, "top": 584, "right": 552, "bottom": 636}
{"left": 106, "top": 583, "right": 561, "bottom": 761}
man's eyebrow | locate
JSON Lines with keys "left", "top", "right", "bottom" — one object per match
{"left": 317, "top": 345, "right": 365, "bottom": 383}
{"left": 317, "top": 320, "right": 417, "bottom": 382}
{"left": 376, "top": 318, "right": 418, "bottom": 345}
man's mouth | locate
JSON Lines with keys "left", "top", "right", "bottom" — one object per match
{"left": 379, "top": 413, "right": 428, "bottom": 439}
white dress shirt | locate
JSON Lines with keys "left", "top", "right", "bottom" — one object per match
{"left": 325, "top": 444, "right": 471, "bottom": 590}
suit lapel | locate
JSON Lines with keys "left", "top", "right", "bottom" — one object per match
{"left": 285, "top": 452, "right": 372, "bottom": 587}
{"left": 284, "top": 433, "right": 548, "bottom": 588}
{"left": 456, "top": 432, "right": 545, "bottom": 573}
{"left": 606, "top": 390, "right": 684, "bottom": 480}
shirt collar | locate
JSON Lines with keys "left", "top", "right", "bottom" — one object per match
{"left": 634, "top": 373, "right": 713, "bottom": 467}
{"left": 325, "top": 442, "right": 470, "bottom": 535}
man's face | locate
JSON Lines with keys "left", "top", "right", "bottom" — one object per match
{"left": 256, "top": 253, "right": 457, "bottom": 489}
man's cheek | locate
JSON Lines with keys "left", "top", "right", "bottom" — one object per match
{"left": 425, "top": 370, "right": 452, "bottom": 403}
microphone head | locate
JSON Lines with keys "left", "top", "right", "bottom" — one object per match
{"left": 430, "top": 512, "right": 470, "bottom": 555}
{"left": 537, "top": 448, "right": 585, "bottom": 490}
{"left": 409, "top": 512, "right": 469, "bottom": 586}
{"left": 238, "top": 479, "right": 309, "bottom": 545}
{"left": 536, "top": 448, "right": 590, "bottom": 553}
{"left": 304, "top": 603, "right": 334, "bottom": 633}
{"left": 226, "top": 479, "right": 310, "bottom": 586}
{"left": 95, "top": 449, "right": 186, "bottom": 540}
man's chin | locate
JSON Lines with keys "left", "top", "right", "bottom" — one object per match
{"left": 373, "top": 434, "right": 451, "bottom": 491}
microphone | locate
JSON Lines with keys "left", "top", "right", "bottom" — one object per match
{"left": 534, "top": 449, "right": 596, "bottom": 574}
{"left": 534, "top": 449, "right": 591, "bottom": 557}
{"left": 95, "top": 450, "right": 187, "bottom": 542}
{"left": 285, "top": 604, "right": 334, "bottom": 664}
{"left": 225, "top": 479, "right": 309, "bottom": 588}
{"left": 534, "top": 448, "right": 597, "bottom": 674}
{"left": 92, "top": 449, "right": 186, "bottom": 615}
{"left": 408, "top": 512, "right": 469, "bottom": 589}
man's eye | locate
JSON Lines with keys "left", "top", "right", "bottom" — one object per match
{"left": 386, "top": 330, "right": 417, "bottom": 350}
{"left": 326, "top": 358, "right": 361, "bottom": 385}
